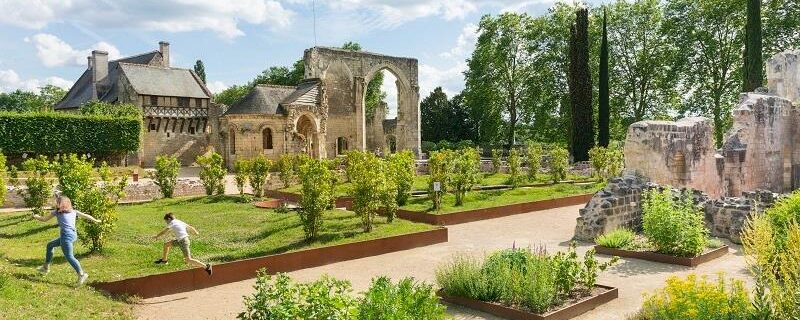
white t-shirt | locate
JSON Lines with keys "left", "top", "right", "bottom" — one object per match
{"left": 168, "top": 219, "right": 189, "bottom": 240}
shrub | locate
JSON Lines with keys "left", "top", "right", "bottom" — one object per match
{"left": 642, "top": 188, "right": 708, "bottom": 257}
{"left": 387, "top": 150, "right": 415, "bottom": 206}
{"left": 526, "top": 141, "right": 543, "bottom": 181}
{"left": 79, "top": 162, "right": 126, "bottom": 252}
{"left": 588, "top": 146, "right": 624, "bottom": 180}
{"left": 20, "top": 155, "right": 52, "bottom": 215}
{"left": 455, "top": 140, "right": 475, "bottom": 150}
{"left": 298, "top": 159, "right": 334, "bottom": 240}
{"left": 275, "top": 154, "right": 294, "bottom": 188}
{"left": 0, "top": 151, "right": 6, "bottom": 206}
{"left": 507, "top": 148, "right": 522, "bottom": 188}
{"left": 595, "top": 228, "right": 636, "bottom": 249}
{"left": 635, "top": 274, "right": 752, "bottom": 320}
{"left": 79, "top": 101, "right": 142, "bottom": 118}
{"left": 358, "top": 277, "right": 447, "bottom": 320}
{"left": 238, "top": 271, "right": 357, "bottom": 320}
{"left": 427, "top": 150, "right": 452, "bottom": 211}
{"left": 323, "top": 159, "right": 340, "bottom": 210}
{"left": 0, "top": 111, "right": 140, "bottom": 156}
{"left": 449, "top": 148, "right": 481, "bottom": 206}
{"left": 152, "top": 155, "right": 180, "bottom": 198}
{"left": 196, "top": 152, "right": 225, "bottom": 196}
{"left": 421, "top": 141, "right": 436, "bottom": 154}
{"left": 548, "top": 147, "right": 569, "bottom": 183}
{"left": 436, "top": 140, "right": 452, "bottom": 151}
{"left": 234, "top": 160, "right": 249, "bottom": 196}
{"left": 52, "top": 154, "right": 94, "bottom": 203}
{"left": 248, "top": 155, "right": 272, "bottom": 197}
{"left": 349, "top": 151, "right": 395, "bottom": 231}
{"left": 491, "top": 149, "right": 502, "bottom": 174}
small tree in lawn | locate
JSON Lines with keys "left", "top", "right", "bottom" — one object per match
{"left": 526, "top": 141, "right": 543, "bottom": 182}
{"left": 0, "top": 151, "right": 6, "bottom": 206}
{"left": 196, "top": 152, "right": 225, "bottom": 195}
{"left": 491, "top": 149, "right": 502, "bottom": 174}
{"left": 153, "top": 155, "right": 180, "bottom": 198}
{"left": 234, "top": 160, "right": 249, "bottom": 196}
{"left": 449, "top": 148, "right": 481, "bottom": 206}
{"left": 388, "top": 150, "right": 415, "bottom": 206}
{"left": 276, "top": 154, "right": 294, "bottom": 188}
{"left": 20, "top": 156, "right": 52, "bottom": 216}
{"left": 549, "top": 147, "right": 569, "bottom": 183}
{"left": 52, "top": 154, "right": 93, "bottom": 203}
{"left": 427, "top": 150, "right": 452, "bottom": 211}
{"left": 507, "top": 148, "right": 522, "bottom": 189}
{"left": 349, "top": 151, "right": 393, "bottom": 231}
{"left": 79, "top": 162, "right": 127, "bottom": 252}
{"left": 298, "top": 159, "right": 334, "bottom": 240}
{"left": 323, "top": 159, "right": 340, "bottom": 209}
{"left": 248, "top": 155, "right": 272, "bottom": 197}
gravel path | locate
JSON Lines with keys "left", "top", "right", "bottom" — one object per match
{"left": 134, "top": 204, "right": 751, "bottom": 320}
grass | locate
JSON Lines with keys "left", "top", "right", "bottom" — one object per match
{"left": 400, "top": 182, "right": 602, "bottom": 215}
{"left": 0, "top": 195, "right": 434, "bottom": 320}
{"left": 595, "top": 228, "right": 636, "bottom": 249}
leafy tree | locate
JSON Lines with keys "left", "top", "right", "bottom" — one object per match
{"left": 252, "top": 60, "right": 305, "bottom": 87}
{"left": 38, "top": 85, "right": 67, "bottom": 109}
{"left": 744, "top": 0, "right": 763, "bottom": 92}
{"left": 0, "top": 151, "right": 5, "bottom": 206}
{"left": 526, "top": 141, "right": 543, "bottom": 181}
{"left": 506, "top": 148, "right": 522, "bottom": 189}
{"left": 194, "top": 60, "right": 207, "bottom": 84}
{"left": 420, "top": 88, "right": 452, "bottom": 143}
{"left": 427, "top": 150, "right": 452, "bottom": 211}
{"left": 196, "top": 152, "right": 225, "bottom": 195}
{"left": 491, "top": 149, "right": 502, "bottom": 174}
{"left": 234, "top": 159, "right": 250, "bottom": 196}
{"left": 387, "top": 150, "right": 415, "bottom": 206}
{"left": 0, "top": 86, "right": 65, "bottom": 112}
{"left": 298, "top": 159, "right": 334, "bottom": 240}
{"left": 79, "top": 162, "right": 127, "bottom": 252}
{"left": 275, "top": 154, "right": 294, "bottom": 188}
{"left": 20, "top": 156, "right": 52, "bottom": 215}
{"left": 598, "top": 9, "right": 610, "bottom": 148}
{"left": 214, "top": 85, "right": 250, "bottom": 106}
{"left": 348, "top": 151, "right": 394, "bottom": 231}
{"left": 569, "top": 7, "right": 594, "bottom": 162}
{"left": 52, "top": 154, "right": 93, "bottom": 203}
{"left": 763, "top": 0, "right": 800, "bottom": 59}
{"left": 248, "top": 155, "right": 272, "bottom": 197}
{"left": 153, "top": 155, "right": 180, "bottom": 198}
{"left": 79, "top": 101, "right": 141, "bottom": 118}
{"left": 449, "top": 148, "right": 481, "bottom": 206}
{"left": 549, "top": 147, "right": 569, "bottom": 183}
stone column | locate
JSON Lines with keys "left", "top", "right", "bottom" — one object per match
{"left": 353, "top": 77, "right": 367, "bottom": 151}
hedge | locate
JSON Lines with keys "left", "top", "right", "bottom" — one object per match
{"left": 0, "top": 112, "right": 141, "bottom": 155}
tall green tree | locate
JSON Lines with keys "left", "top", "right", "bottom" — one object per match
{"left": 420, "top": 88, "right": 474, "bottom": 143}
{"left": 194, "top": 60, "right": 206, "bottom": 84}
{"left": 569, "top": 7, "right": 594, "bottom": 161}
{"left": 763, "top": 0, "right": 800, "bottom": 58}
{"left": 744, "top": 0, "right": 763, "bottom": 92}
{"left": 598, "top": 9, "right": 610, "bottom": 148}
{"left": 0, "top": 85, "right": 65, "bottom": 112}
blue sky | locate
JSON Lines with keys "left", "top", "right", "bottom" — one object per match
{"left": 0, "top": 0, "right": 606, "bottom": 109}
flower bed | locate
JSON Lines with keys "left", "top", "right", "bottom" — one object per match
{"left": 594, "top": 245, "right": 729, "bottom": 267}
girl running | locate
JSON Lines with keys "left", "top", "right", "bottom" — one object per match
{"left": 32, "top": 196, "right": 101, "bottom": 287}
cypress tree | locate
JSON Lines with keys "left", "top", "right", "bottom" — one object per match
{"left": 744, "top": 0, "right": 763, "bottom": 92}
{"left": 194, "top": 60, "right": 206, "bottom": 84}
{"left": 598, "top": 9, "right": 610, "bottom": 148}
{"left": 569, "top": 8, "right": 594, "bottom": 161}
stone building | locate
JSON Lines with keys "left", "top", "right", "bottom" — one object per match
{"left": 218, "top": 46, "right": 420, "bottom": 166}
{"left": 55, "top": 41, "right": 214, "bottom": 166}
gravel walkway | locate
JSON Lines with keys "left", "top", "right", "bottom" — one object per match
{"left": 134, "top": 204, "right": 751, "bottom": 320}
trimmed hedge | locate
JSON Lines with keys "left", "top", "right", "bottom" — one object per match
{"left": 0, "top": 112, "right": 140, "bottom": 155}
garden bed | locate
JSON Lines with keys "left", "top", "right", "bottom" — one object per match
{"left": 253, "top": 198, "right": 283, "bottom": 209}
{"left": 438, "top": 285, "right": 618, "bottom": 320}
{"left": 265, "top": 189, "right": 353, "bottom": 208}
{"left": 594, "top": 245, "right": 729, "bottom": 267}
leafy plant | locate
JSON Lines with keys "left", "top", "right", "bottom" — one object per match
{"left": 642, "top": 188, "right": 709, "bottom": 257}
{"left": 635, "top": 274, "right": 752, "bottom": 320}
{"left": 349, "top": 151, "right": 394, "bottom": 231}
{"left": 589, "top": 146, "right": 624, "bottom": 180}
{"left": 0, "top": 151, "right": 6, "bottom": 206}
{"left": 298, "top": 159, "right": 334, "bottom": 240}
{"left": 152, "top": 155, "right": 180, "bottom": 198}
{"left": 526, "top": 141, "right": 543, "bottom": 181}
{"left": 79, "top": 101, "right": 142, "bottom": 118}
{"left": 595, "top": 228, "right": 636, "bottom": 249}
{"left": 234, "top": 160, "right": 250, "bottom": 196}
{"left": 387, "top": 150, "right": 415, "bottom": 206}
{"left": 19, "top": 155, "right": 52, "bottom": 215}
{"left": 507, "top": 148, "right": 522, "bottom": 188}
{"left": 79, "top": 162, "right": 127, "bottom": 252}
{"left": 52, "top": 154, "right": 94, "bottom": 203}
{"left": 449, "top": 148, "right": 481, "bottom": 206}
{"left": 196, "top": 152, "right": 225, "bottom": 196}
{"left": 358, "top": 277, "right": 447, "bottom": 320}
{"left": 548, "top": 147, "right": 569, "bottom": 183}
{"left": 427, "top": 150, "right": 452, "bottom": 211}
{"left": 491, "top": 149, "right": 502, "bottom": 174}
{"left": 248, "top": 155, "right": 272, "bottom": 198}
{"left": 275, "top": 154, "right": 294, "bottom": 188}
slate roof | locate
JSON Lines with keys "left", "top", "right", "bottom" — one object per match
{"left": 280, "top": 79, "right": 320, "bottom": 106}
{"left": 224, "top": 85, "right": 297, "bottom": 115}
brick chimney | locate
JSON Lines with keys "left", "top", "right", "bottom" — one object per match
{"left": 159, "top": 41, "right": 170, "bottom": 67}
{"left": 92, "top": 50, "right": 108, "bottom": 83}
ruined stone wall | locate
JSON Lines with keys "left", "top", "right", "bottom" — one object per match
{"left": 221, "top": 115, "right": 288, "bottom": 169}
{"left": 768, "top": 50, "right": 800, "bottom": 104}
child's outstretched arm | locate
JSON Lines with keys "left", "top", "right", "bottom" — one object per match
{"left": 76, "top": 211, "right": 102, "bottom": 223}
{"left": 153, "top": 227, "right": 170, "bottom": 240}
{"left": 188, "top": 225, "right": 200, "bottom": 236}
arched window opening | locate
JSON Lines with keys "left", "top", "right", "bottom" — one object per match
{"left": 337, "top": 137, "right": 348, "bottom": 155}
{"left": 263, "top": 128, "right": 273, "bottom": 150}
{"left": 230, "top": 128, "right": 236, "bottom": 155}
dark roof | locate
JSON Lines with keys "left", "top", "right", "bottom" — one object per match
{"left": 280, "top": 79, "right": 320, "bottom": 106}
{"left": 224, "top": 85, "right": 296, "bottom": 115}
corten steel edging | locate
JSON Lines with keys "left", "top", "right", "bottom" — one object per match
{"left": 92, "top": 227, "right": 448, "bottom": 299}
{"left": 265, "top": 190, "right": 354, "bottom": 209}
{"left": 396, "top": 193, "right": 594, "bottom": 226}
{"left": 438, "top": 285, "right": 618, "bottom": 320}
{"left": 253, "top": 199, "right": 283, "bottom": 209}
{"left": 594, "top": 245, "right": 729, "bottom": 267}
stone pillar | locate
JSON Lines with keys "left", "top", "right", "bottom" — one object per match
{"left": 353, "top": 77, "right": 367, "bottom": 151}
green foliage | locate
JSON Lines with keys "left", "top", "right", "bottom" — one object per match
{"left": 427, "top": 150, "right": 452, "bottom": 211}
{"left": 526, "top": 141, "right": 543, "bottom": 181}
{"left": 0, "top": 112, "right": 140, "bottom": 156}
{"left": 298, "top": 159, "right": 334, "bottom": 241}
{"left": 275, "top": 154, "right": 294, "bottom": 188}
{"left": 421, "top": 141, "right": 437, "bottom": 154}
{"left": 79, "top": 162, "right": 127, "bottom": 252}
{"left": 588, "top": 146, "right": 625, "bottom": 180}
{"left": 387, "top": 151, "right": 415, "bottom": 206}
{"left": 635, "top": 274, "right": 752, "bottom": 320}
{"left": 153, "top": 155, "right": 180, "bottom": 198}
{"left": 196, "top": 152, "right": 225, "bottom": 196}
{"left": 0, "top": 86, "right": 65, "bottom": 112}
{"left": 548, "top": 147, "right": 569, "bottom": 183}
{"left": 569, "top": 7, "right": 595, "bottom": 162}
{"left": 248, "top": 155, "right": 272, "bottom": 198}
{"left": 348, "top": 151, "right": 395, "bottom": 231}
{"left": 449, "top": 148, "right": 481, "bottom": 206}
{"left": 507, "top": 148, "right": 522, "bottom": 188}
{"left": 491, "top": 149, "right": 502, "bottom": 174}
{"left": 194, "top": 60, "right": 206, "bottom": 84}
{"left": 358, "top": 277, "right": 447, "bottom": 320}
{"left": 79, "top": 101, "right": 141, "bottom": 118}
{"left": 52, "top": 153, "right": 93, "bottom": 203}
{"left": 234, "top": 160, "right": 250, "bottom": 196}
{"left": 0, "top": 151, "right": 6, "bottom": 206}
{"left": 598, "top": 10, "right": 610, "bottom": 148}
{"left": 642, "top": 188, "right": 709, "bottom": 257}
{"left": 238, "top": 271, "right": 357, "bottom": 320}
{"left": 435, "top": 140, "right": 453, "bottom": 151}
{"left": 19, "top": 156, "right": 52, "bottom": 215}
{"left": 420, "top": 88, "right": 475, "bottom": 144}
{"left": 595, "top": 228, "right": 636, "bottom": 249}
{"left": 214, "top": 85, "right": 251, "bottom": 106}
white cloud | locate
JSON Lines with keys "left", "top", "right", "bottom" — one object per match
{"left": 0, "top": 0, "right": 295, "bottom": 39}
{"left": 0, "top": 69, "right": 72, "bottom": 93}
{"left": 441, "top": 23, "right": 478, "bottom": 59}
{"left": 419, "top": 23, "right": 478, "bottom": 97}
{"left": 205, "top": 80, "right": 229, "bottom": 94}
{"left": 25, "top": 33, "right": 122, "bottom": 67}
{"left": 380, "top": 71, "right": 399, "bottom": 118}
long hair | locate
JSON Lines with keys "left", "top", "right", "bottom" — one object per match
{"left": 56, "top": 196, "right": 74, "bottom": 213}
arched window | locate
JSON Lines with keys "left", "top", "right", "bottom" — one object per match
{"left": 230, "top": 128, "right": 236, "bottom": 155}
{"left": 263, "top": 128, "right": 273, "bottom": 150}
{"left": 336, "top": 137, "right": 348, "bottom": 155}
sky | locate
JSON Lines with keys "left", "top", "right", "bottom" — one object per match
{"left": 0, "top": 0, "right": 605, "bottom": 116}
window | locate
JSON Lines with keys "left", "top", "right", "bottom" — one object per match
{"left": 195, "top": 98, "right": 203, "bottom": 108}
{"left": 337, "top": 137, "right": 348, "bottom": 155}
{"left": 230, "top": 128, "right": 236, "bottom": 154}
{"left": 178, "top": 97, "right": 189, "bottom": 107}
{"left": 150, "top": 96, "right": 158, "bottom": 106}
{"left": 188, "top": 126, "right": 196, "bottom": 135}
{"left": 263, "top": 128, "right": 273, "bottom": 150}
{"left": 149, "top": 122, "right": 157, "bottom": 132}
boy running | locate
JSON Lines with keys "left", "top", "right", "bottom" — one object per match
{"left": 152, "top": 213, "right": 212, "bottom": 275}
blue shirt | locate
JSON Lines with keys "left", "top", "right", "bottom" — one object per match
{"left": 54, "top": 210, "right": 77, "bottom": 235}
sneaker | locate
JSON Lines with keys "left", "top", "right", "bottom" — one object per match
{"left": 205, "top": 264, "right": 213, "bottom": 276}
{"left": 77, "top": 272, "right": 89, "bottom": 287}
{"left": 36, "top": 265, "right": 49, "bottom": 274}
{"left": 154, "top": 259, "right": 169, "bottom": 265}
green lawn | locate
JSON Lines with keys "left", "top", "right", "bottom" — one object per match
{"left": 399, "top": 182, "right": 602, "bottom": 214}
{"left": 0, "top": 195, "right": 434, "bottom": 320}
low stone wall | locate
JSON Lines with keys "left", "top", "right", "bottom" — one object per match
{"left": 704, "top": 190, "right": 781, "bottom": 243}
